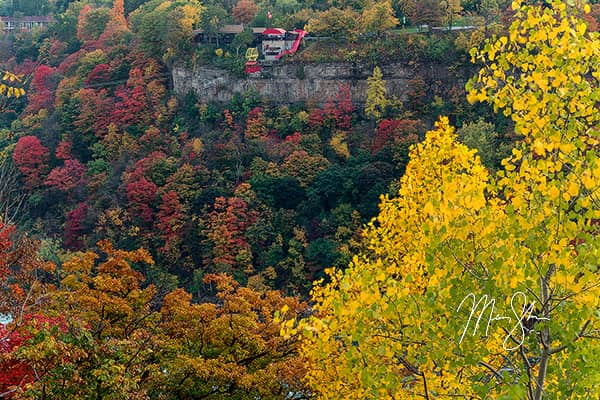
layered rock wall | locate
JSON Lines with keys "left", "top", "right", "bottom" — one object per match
{"left": 172, "top": 62, "right": 414, "bottom": 104}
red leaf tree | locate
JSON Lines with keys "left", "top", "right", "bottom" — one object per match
{"left": 371, "top": 119, "right": 422, "bottom": 154}
{"left": 126, "top": 177, "right": 158, "bottom": 224}
{"left": 335, "top": 84, "right": 354, "bottom": 130}
{"left": 74, "top": 88, "right": 115, "bottom": 138}
{"left": 45, "top": 159, "right": 87, "bottom": 193}
{"left": 12, "top": 136, "right": 50, "bottom": 190}
{"left": 322, "top": 85, "right": 354, "bottom": 131}
{"left": 155, "top": 191, "right": 186, "bottom": 262}
{"left": 85, "top": 63, "right": 111, "bottom": 85}
{"left": 113, "top": 85, "right": 152, "bottom": 129}
{"left": 110, "top": 66, "right": 165, "bottom": 132}
{"left": 0, "top": 323, "right": 31, "bottom": 396}
{"left": 201, "top": 196, "right": 258, "bottom": 274}
{"left": 55, "top": 139, "right": 73, "bottom": 160}
{"left": 64, "top": 203, "right": 88, "bottom": 250}
{"left": 25, "top": 65, "right": 58, "bottom": 114}
{"left": 0, "top": 315, "right": 68, "bottom": 396}
{"left": 156, "top": 191, "right": 185, "bottom": 242}
{"left": 308, "top": 108, "right": 325, "bottom": 132}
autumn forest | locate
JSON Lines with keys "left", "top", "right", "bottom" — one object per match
{"left": 0, "top": 0, "right": 599, "bottom": 398}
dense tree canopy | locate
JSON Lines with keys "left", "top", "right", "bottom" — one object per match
{"left": 0, "top": 237, "right": 307, "bottom": 399}
{"left": 129, "top": 0, "right": 204, "bottom": 61}
{"left": 7, "top": 0, "right": 595, "bottom": 397}
{"left": 0, "top": 0, "right": 518, "bottom": 298}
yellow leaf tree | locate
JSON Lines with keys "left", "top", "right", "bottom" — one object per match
{"left": 286, "top": 1, "right": 600, "bottom": 399}
{"left": 364, "top": 66, "right": 387, "bottom": 122}
{"left": 149, "top": 274, "right": 308, "bottom": 399}
{"left": 305, "top": 7, "right": 360, "bottom": 40}
{"left": 440, "top": 0, "right": 461, "bottom": 29}
{"left": 361, "top": 0, "right": 399, "bottom": 37}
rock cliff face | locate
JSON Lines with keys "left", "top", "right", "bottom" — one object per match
{"left": 172, "top": 62, "right": 414, "bottom": 104}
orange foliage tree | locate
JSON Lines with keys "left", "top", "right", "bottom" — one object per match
{"left": 149, "top": 274, "right": 308, "bottom": 399}
{"left": 233, "top": 0, "right": 259, "bottom": 24}
{"left": 1, "top": 239, "right": 308, "bottom": 399}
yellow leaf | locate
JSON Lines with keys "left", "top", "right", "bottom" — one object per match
{"left": 548, "top": 185, "right": 560, "bottom": 200}
{"left": 533, "top": 140, "right": 546, "bottom": 156}
{"left": 423, "top": 201, "right": 435, "bottom": 215}
{"left": 567, "top": 181, "right": 579, "bottom": 197}
{"left": 582, "top": 173, "right": 595, "bottom": 190}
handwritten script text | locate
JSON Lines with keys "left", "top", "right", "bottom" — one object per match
{"left": 456, "top": 292, "right": 549, "bottom": 351}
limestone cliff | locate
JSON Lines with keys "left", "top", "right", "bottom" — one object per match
{"left": 172, "top": 62, "right": 415, "bottom": 104}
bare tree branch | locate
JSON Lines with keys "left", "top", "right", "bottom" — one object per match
{"left": 0, "top": 157, "right": 26, "bottom": 225}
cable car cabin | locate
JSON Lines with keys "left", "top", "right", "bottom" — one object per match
{"left": 261, "top": 28, "right": 306, "bottom": 61}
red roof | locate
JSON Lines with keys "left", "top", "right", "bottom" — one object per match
{"left": 262, "top": 28, "right": 286, "bottom": 36}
